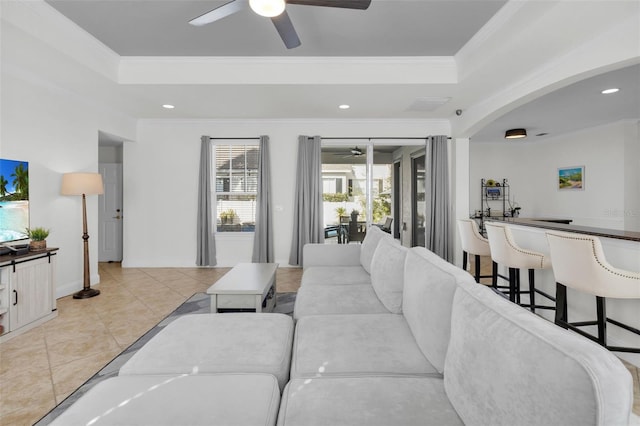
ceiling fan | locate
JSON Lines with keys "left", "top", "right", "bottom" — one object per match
{"left": 189, "top": 0, "right": 372, "bottom": 49}
{"left": 331, "top": 146, "right": 364, "bottom": 157}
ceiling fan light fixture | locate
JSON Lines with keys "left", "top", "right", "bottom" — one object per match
{"left": 249, "top": 0, "right": 285, "bottom": 17}
{"left": 505, "top": 128, "right": 527, "bottom": 139}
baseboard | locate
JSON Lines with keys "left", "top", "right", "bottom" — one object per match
{"left": 56, "top": 273, "right": 101, "bottom": 299}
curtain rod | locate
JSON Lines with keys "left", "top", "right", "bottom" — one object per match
{"left": 207, "top": 136, "right": 452, "bottom": 140}
{"left": 208, "top": 137, "right": 261, "bottom": 140}
{"left": 319, "top": 136, "right": 451, "bottom": 140}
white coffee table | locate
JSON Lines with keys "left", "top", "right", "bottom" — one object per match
{"left": 207, "top": 263, "right": 278, "bottom": 313}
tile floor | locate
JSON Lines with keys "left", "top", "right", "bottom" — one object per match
{"left": 0, "top": 263, "right": 302, "bottom": 425}
{"left": 0, "top": 261, "right": 638, "bottom": 425}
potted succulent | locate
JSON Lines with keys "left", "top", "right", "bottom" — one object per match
{"left": 26, "top": 227, "right": 50, "bottom": 251}
{"left": 220, "top": 209, "right": 236, "bottom": 224}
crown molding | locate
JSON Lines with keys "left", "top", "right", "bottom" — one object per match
{"left": 137, "top": 117, "right": 451, "bottom": 126}
{"left": 119, "top": 56, "right": 457, "bottom": 85}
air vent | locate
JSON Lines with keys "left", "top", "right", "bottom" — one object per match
{"left": 406, "top": 97, "right": 450, "bottom": 112}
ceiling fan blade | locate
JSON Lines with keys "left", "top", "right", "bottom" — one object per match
{"left": 189, "top": 0, "right": 248, "bottom": 26}
{"left": 271, "top": 11, "right": 301, "bottom": 49}
{"left": 285, "top": 0, "right": 371, "bottom": 10}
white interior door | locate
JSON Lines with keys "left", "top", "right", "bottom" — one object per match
{"left": 98, "top": 164, "right": 123, "bottom": 262}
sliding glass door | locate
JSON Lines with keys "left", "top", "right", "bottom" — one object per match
{"left": 321, "top": 143, "right": 393, "bottom": 243}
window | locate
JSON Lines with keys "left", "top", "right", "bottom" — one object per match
{"left": 214, "top": 143, "right": 259, "bottom": 232}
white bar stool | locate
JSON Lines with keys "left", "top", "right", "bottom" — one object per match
{"left": 457, "top": 219, "right": 493, "bottom": 283}
{"left": 485, "top": 222, "right": 553, "bottom": 311}
{"left": 546, "top": 230, "right": 640, "bottom": 353}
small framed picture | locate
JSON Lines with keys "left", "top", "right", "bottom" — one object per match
{"left": 558, "top": 166, "right": 584, "bottom": 190}
{"left": 485, "top": 187, "right": 501, "bottom": 198}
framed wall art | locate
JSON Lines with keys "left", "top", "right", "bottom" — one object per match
{"left": 558, "top": 166, "right": 584, "bottom": 190}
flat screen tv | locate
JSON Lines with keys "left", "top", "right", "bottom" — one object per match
{"left": 0, "top": 158, "right": 29, "bottom": 244}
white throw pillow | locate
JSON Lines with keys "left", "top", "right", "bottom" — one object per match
{"left": 360, "top": 226, "right": 388, "bottom": 274}
{"left": 370, "top": 238, "right": 408, "bottom": 313}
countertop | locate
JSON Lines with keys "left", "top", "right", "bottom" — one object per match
{"left": 487, "top": 218, "right": 640, "bottom": 242}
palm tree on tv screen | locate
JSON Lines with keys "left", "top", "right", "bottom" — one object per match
{"left": 0, "top": 175, "right": 8, "bottom": 197}
{"left": 10, "top": 163, "right": 28, "bottom": 200}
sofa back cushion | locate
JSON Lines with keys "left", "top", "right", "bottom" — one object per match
{"left": 360, "top": 226, "right": 389, "bottom": 274}
{"left": 444, "top": 280, "right": 633, "bottom": 426}
{"left": 402, "top": 247, "right": 473, "bottom": 373}
{"left": 370, "top": 238, "right": 408, "bottom": 313}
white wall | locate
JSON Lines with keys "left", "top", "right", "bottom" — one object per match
{"left": 623, "top": 120, "right": 640, "bottom": 231}
{"left": 1, "top": 20, "right": 136, "bottom": 297}
{"left": 470, "top": 121, "right": 637, "bottom": 230}
{"left": 123, "top": 120, "right": 449, "bottom": 268}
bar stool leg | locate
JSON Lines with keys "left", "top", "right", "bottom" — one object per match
{"left": 492, "top": 262, "right": 498, "bottom": 288}
{"left": 508, "top": 268, "right": 517, "bottom": 303}
{"left": 462, "top": 251, "right": 468, "bottom": 273}
{"left": 596, "top": 296, "right": 607, "bottom": 347}
{"left": 474, "top": 254, "right": 481, "bottom": 283}
{"left": 515, "top": 268, "right": 521, "bottom": 304}
{"left": 528, "top": 269, "right": 536, "bottom": 313}
{"left": 555, "top": 283, "right": 568, "bottom": 329}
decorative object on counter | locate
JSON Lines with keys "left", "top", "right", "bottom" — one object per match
{"left": 26, "top": 227, "right": 49, "bottom": 251}
{"left": 477, "top": 178, "right": 511, "bottom": 236}
{"left": 558, "top": 166, "right": 584, "bottom": 190}
{"left": 61, "top": 172, "right": 104, "bottom": 299}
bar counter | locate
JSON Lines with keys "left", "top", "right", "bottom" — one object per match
{"left": 497, "top": 218, "right": 640, "bottom": 242}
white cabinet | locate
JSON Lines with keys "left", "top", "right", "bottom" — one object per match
{"left": 0, "top": 249, "right": 57, "bottom": 342}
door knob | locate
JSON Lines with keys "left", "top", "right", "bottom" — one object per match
{"left": 113, "top": 215, "right": 121, "bottom": 219}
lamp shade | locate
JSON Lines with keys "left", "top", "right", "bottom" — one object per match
{"left": 61, "top": 173, "right": 104, "bottom": 196}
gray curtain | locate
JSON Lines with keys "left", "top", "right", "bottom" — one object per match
{"left": 289, "top": 135, "right": 324, "bottom": 266}
{"left": 252, "top": 135, "right": 274, "bottom": 263}
{"left": 425, "top": 135, "right": 452, "bottom": 262}
{"left": 196, "top": 136, "right": 216, "bottom": 266}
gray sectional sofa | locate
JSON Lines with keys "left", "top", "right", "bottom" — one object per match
{"left": 51, "top": 226, "right": 634, "bottom": 425}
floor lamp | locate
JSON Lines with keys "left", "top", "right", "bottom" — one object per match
{"left": 61, "top": 172, "right": 104, "bottom": 299}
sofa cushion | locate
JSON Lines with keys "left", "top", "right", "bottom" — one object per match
{"left": 50, "top": 374, "right": 280, "bottom": 426}
{"left": 293, "top": 284, "right": 389, "bottom": 320}
{"left": 302, "top": 243, "right": 361, "bottom": 268}
{"left": 370, "top": 238, "right": 408, "bottom": 313}
{"left": 444, "top": 280, "right": 634, "bottom": 426}
{"left": 402, "top": 247, "right": 474, "bottom": 374}
{"left": 119, "top": 313, "right": 294, "bottom": 390}
{"left": 291, "top": 314, "right": 439, "bottom": 378}
{"left": 359, "top": 226, "right": 389, "bottom": 274}
{"left": 277, "top": 376, "right": 463, "bottom": 426}
{"left": 301, "top": 266, "right": 371, "bottom": 286}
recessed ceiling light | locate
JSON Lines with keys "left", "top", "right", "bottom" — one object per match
{"left": 162, "top": 104, "right": 175, "bottom": 109}
{"left": 601, "top": 88, "right": 619, "bottom": 94}
{"left": 338, "top": 104, "right": 350, "bottom": 110}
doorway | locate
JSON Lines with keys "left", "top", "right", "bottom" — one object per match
{"left": 412, "top": 154, "right": 426, "bottom": 247}
{"left": 393, "top": 160, "right": 401, "bottom": 239}
{"left": 98, "top": 134, "right": 124, "bottom": 262}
